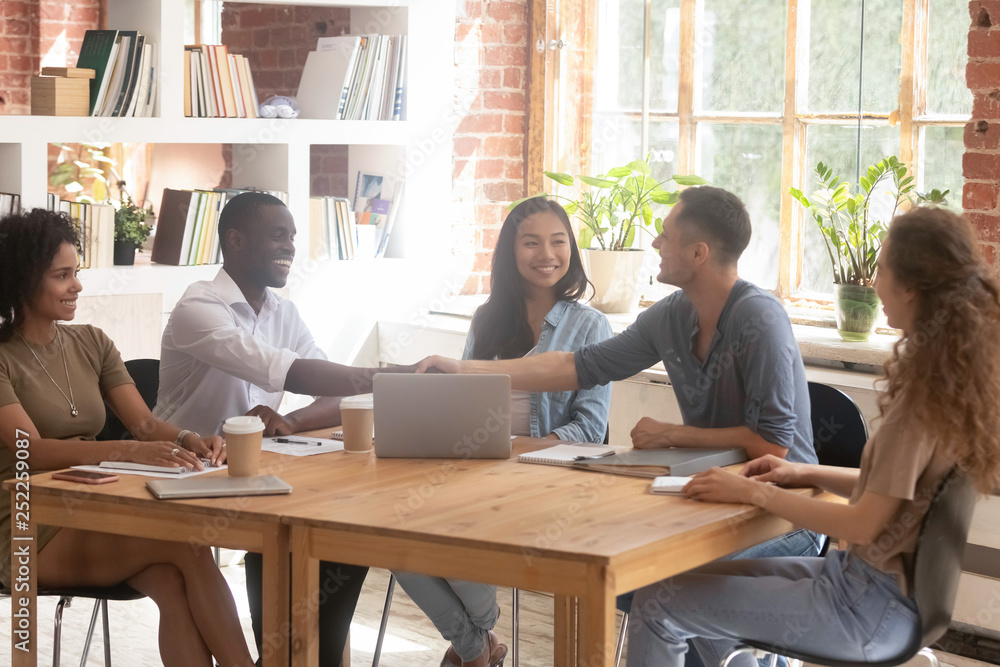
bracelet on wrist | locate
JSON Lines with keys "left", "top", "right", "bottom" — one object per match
{"left": 175, "top": 429, "right": 200, "bottom": 449}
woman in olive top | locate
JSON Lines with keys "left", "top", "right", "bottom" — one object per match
{"left": 0, "top": 209, "right": 252, "bottom": 667}
{"left": 625, "top": 207, "right": 1000, "bottom": 667}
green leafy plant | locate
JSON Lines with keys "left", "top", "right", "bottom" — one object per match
{"left": 790, "top": 156, "right": 948, "bottom": 286}
{"left": 515, "top": 156, "right": 708, "bottom": 251}
{"left": 48, "top": 142, "right": 113, "bottom": 203}
{"left": 114, "top": 196, "right": 153, "bottom": 248}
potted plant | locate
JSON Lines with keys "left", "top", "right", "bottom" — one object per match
{"left": 114, "top": 196, "right": 153, "bottom": 265}
{"left": 790, "top": 156, "right": 947, "bottom": 341}
{"left": 521, "top": 156, "right": 707, "bottom": 313}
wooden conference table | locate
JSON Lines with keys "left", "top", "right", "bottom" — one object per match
{"left": 9, "top": 438, "right": 824, "bottom": 667}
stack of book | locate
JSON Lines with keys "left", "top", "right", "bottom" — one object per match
{"left": 296, "top": 34, "right": 407, "bottom": 121}
{"left": 76, "top": 29, "right": 157, "bottom": 117}
{"left": 46, "top": 195, "right": 116, "bottom": 268}
{"left": 0, "top": 193, "right": 20, "bottom": 217}
{"left": 309, "top": 197, "right": 357, "bottom": 260}
{"left": 184, "top": 45, "right": 260, "bottom": 118}
{"left": 151, "top": 188, "right": 287, "bottom": 266}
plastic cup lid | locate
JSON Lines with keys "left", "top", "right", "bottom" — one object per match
{"left": 340, "top": 393, "right": 373, "bottom": 409}
{"left": 222, "top": 415, "right": 265, "bottom": 434}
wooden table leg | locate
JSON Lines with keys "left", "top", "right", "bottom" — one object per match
{"left": 261, "top": 524, "right": 291, "bottom": 667}
{"left": 290, "top": 526, "right": 319, "bottom": 667}
{"left": 10, "top": 487, "right": 36, "bottom": 667}
{"left": 554, "top": 595, "right": 577, "bottom": 667}
{"left": 577, "top": 567, "right": 616, "bottom": 667}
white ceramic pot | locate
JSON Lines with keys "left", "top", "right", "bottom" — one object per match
{"left": 582, "top": 248, "right": 645, "bottom": 313}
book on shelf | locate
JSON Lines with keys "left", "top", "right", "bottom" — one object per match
{"left": 75, "top": 30, "right": 119, "bottom": 115}
{"left": 296, "top": 34, "right": 406, "bottom": 121}
{"left": 1, "top": 193, "right": 21, "bottom": 217}
{"left": 75, "top": 29, "right": 156, "bottom": 117}
{"left": 45, "top": 199, "right": 114, "bottom": 268}
{"left": 183, "top": 45, "right": 259, "bottom": 118}
{"left": 353, "top": 170, "right": 402, "bottom": 258}
{"left": 572, "top": 447, "right": 747, "bottom": 479}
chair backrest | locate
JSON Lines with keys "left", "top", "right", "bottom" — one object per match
{"left": 912, "top": 468, "right": 978, "bottom": 647}
{"left": 97, "top": 358, "right": 160, "bottom": 441}
{"left": 808, "top": 382, "right": 869, "bottom": 468}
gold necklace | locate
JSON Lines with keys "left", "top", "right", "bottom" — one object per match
{"left": 16, "top": 328, "right": 79, "bottom": 417}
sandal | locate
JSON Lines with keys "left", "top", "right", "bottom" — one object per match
{"left": 440, "top": 645, "right": 461, "bottom": 667}
{"left": 461, "top": 630, "right": 508, "bottom": 667}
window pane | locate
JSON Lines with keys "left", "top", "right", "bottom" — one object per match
{"left": 696, "top": 0, "right": 785, "bottom": 113}
{"left": 920, "top": 126, "right": 964, "bottom": 210}
{"left": 596, "top": 0, "right": 681, "bottom": 114}
{"left": 927, "top": 0, "right": 973, "bottom": 115}
{"left": 695, "top": 123, "right": 783, "bottom": 290}
{"left": 805, "top": 0, "right": 902, "bottom": 114}
{"left": 800, "top": 124, "right": 900, "bottom": 294}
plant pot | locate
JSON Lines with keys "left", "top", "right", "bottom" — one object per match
{"left": 834, "top": 284, "right": 881, "bottom": 342}
{"left": 113, "top": 240, "right": 138, "bottom": 266}
{"left": 581, "top": 248, "right": 645, "bottom": 314}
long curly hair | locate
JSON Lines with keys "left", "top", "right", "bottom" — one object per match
{"left": 470, "top": 197, "right": 591, "bottom": 360}
{"left": 0, "top": 208, "right": 80, "bottom": 343}
{"left": 879, "top": 207, "right": 1000, "bottom": 494}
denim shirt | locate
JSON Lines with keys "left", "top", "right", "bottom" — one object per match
{"left": 464, "top": 300, "right": 613, "bottom": 443}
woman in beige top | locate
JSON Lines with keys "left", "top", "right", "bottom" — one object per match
{"left": 625, "top": 206, "right": 1000, "bottom": 667}
{"left": 0, "top": 209, "right": 253, "bottom": 667}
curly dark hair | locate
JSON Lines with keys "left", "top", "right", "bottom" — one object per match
{"left": 0, "top": 208, "right": 80, "bottom": 342}
{"left": 879, "top": 207, "right": 1000, "bottom": 494}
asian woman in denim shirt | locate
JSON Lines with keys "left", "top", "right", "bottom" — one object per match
{"left": 393, "top": 197, "right": 613, "bottom": 667}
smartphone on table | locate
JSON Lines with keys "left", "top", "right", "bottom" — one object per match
{"left": 51, "top": 470, "right": 120, "bottom": 485}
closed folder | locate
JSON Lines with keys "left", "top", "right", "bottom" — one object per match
{"left": 572, "top": 447, "right": 747, "bottom": 479}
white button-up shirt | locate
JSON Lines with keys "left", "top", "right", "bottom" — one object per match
{"left": 154, "top": 268, "right": 326, "bottom": 436}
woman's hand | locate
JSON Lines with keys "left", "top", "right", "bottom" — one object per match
{"left": 740, "top": 455, "right": 805, "bottom": 487}
{"left": 683, "top": 467, "right": 771, "bottom": 505}
{"left": 182, "top": 432, "right": 227, "bottom": 466}
{"left": 631, "top": 418, "right": 689, "bottom": 449}
{"left": 127, "top": 441, "right": 204, "bottom": 470}
{"left": 415, "top": 355, "right": 462, "bottom": 374}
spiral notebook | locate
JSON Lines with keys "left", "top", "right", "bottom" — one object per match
{"left": 517, "top": 443, "right": 616, "bottom": 467}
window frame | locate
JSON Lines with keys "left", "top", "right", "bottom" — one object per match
{"left": 527, "top": 0, "right": 970, "bottom": 300}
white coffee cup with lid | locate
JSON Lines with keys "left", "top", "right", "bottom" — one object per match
{"left": 223, "top": 415, "right": 265, "bottom": 476}
{"left": 340, "top": 394, "right": 374, "bottom": 453}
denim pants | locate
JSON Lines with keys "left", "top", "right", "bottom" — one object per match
{"left": 393, "top": 572, "right": 499, "bottom": 661}
{"left": 625, "top": 549, "right": 919, "bottom": 667}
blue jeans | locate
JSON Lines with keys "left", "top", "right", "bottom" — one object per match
{"left": 618, "top": 529, "right": 821, "bottom": 667}
{"left": 392, "top": 572, "right": 499, "bottom": 662}
{"left": 625, "top": 549, "right": 919, "bottom": 667}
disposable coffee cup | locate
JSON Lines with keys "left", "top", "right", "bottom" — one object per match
{"left": 223, "top": 415, "right": 265, "bottom": 476}
{"left": 340, "top": 394, "right": 374, "bottom": 453}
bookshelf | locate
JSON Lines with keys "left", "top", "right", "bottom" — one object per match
{"left": 0, "top": 0, "right": 456, "bottom": 358}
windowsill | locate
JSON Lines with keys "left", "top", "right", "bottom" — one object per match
{"left": 429, "top": 294, "right": 896, "bottom": 372}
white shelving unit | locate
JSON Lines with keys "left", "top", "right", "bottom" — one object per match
{"left": 0, "top": 0, "right": 457, "bottom": 360}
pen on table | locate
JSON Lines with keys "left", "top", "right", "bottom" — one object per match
{"left": 273, "top": 438, "right": 324, "bottom": 446}
{"left": 573, "top": 450, "right": 616, "bottom": 461}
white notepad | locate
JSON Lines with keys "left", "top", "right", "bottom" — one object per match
{"left": 517, "top": 443, "right": 616, "bottom": 467}
{"left": 649, "top": 476, "right": 692, "bottom": 495}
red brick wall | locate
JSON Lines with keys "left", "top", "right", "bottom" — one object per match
{"left": 452, "top": 0, "right": 529, "bottom": 294}
{"left": 0, "top": 0, "right": 102, "bottom": 114}
{"left": 966, "top": 1, "right": 1000, "bottom": 270}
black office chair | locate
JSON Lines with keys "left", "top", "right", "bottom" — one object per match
{"left": 97, "top": 358, "right": 160, "bottom": 441}
{"left": 722, "top": 468, "right": 978, "bottom": 667}
{"left": 13, "top": 359, "right": 161, "bottom": 665}
{"left": 808, "top": 382, "right": 868, "bottom": 470}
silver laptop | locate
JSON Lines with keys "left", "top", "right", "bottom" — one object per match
{"left": 146, "top": 475, "right": 292, "bottom": 499}
{"left": 373, "top": 374, "right": 512, "bottom": 459}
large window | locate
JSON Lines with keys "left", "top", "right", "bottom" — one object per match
{"left": 534, "top": 0, "right": 971, "bottom": 298}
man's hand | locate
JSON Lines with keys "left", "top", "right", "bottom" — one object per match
{"left": 415, "top": 355, "right": 463, "bottom": 374}
{"left": 630, "top": 417, "right": 687, "bottom": 449}
{"left": 740, "top": 454, "right": 805, "bottom": 487}
{"left": 246, "top": 405, "right": 296, "bottom": 436}
{"left": 683, "top": 467, "right": 763, "bottom": 504}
